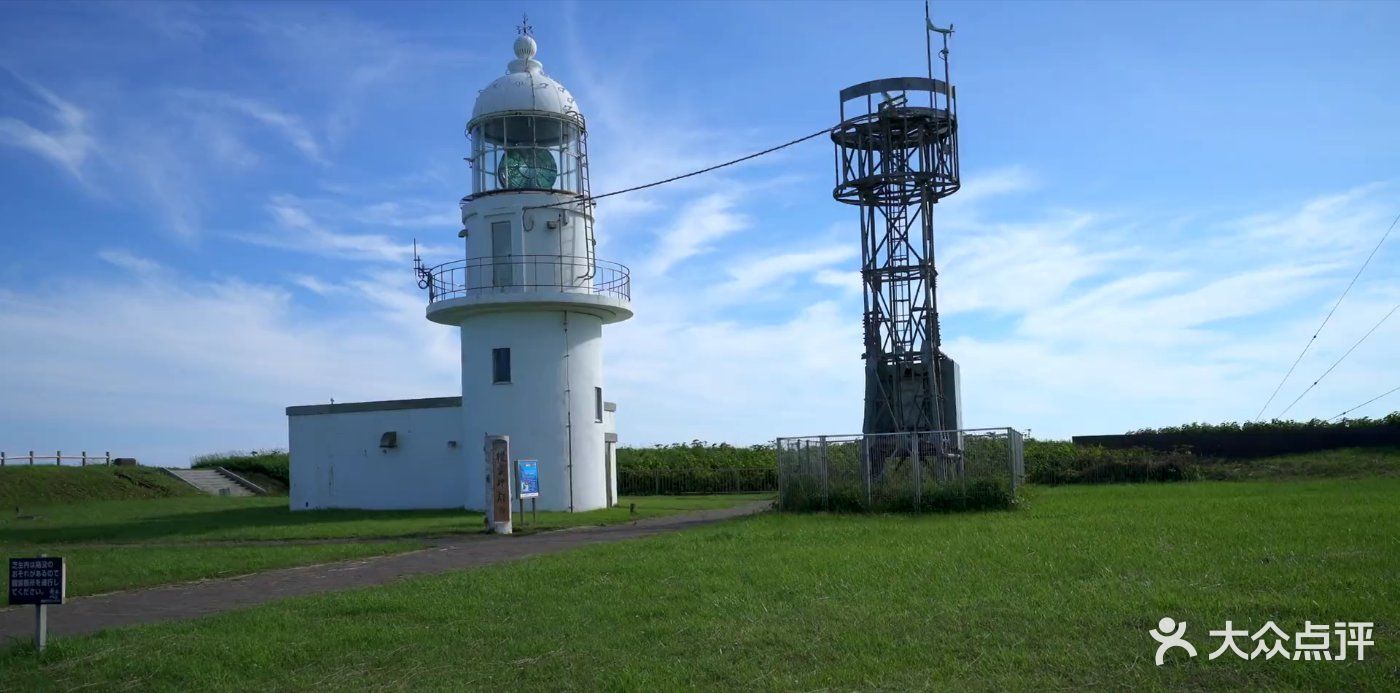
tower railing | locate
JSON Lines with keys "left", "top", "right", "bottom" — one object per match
{"left": 420, "top": 254, "right": 630, "bottom": 303}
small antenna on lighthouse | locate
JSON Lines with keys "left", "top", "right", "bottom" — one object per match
{"left": 412, "top": 238, "right": 432, "bottom": 294}
{"left": 517, "top": 14, "right": 533, "bottom": 36}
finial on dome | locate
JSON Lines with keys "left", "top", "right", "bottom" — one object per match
{"left": 514, "top": 34, "right": 537, "bottom": 61}
{"left": 508, "top": 18, "right": 542, "bottom": 73}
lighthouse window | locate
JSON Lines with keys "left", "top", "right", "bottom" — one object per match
{"left": 492, "top": 348, "right": 511, "bottom": 384}
{"left": 595, "top": 387, "right": 603, "bottom": 422}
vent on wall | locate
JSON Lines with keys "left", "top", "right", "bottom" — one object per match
{"left": 379, "top": 431, "right": 398, "bottom": 449}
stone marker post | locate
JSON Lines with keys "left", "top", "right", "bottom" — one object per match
{"left": 484, "top": 435, "right": 512, "bottom": 534}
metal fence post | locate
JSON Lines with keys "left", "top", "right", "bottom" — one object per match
{"left": 1, "top": 452, "right": 5, "bottom": 467}
{"left": 1008, "top": 428, "right": 1019, "bottom": 498}
{"left": 819, "top": 436, "right": 829, "bottom": 509}
{"left": 863, "top": 437, "right": 872, "bottom": 509}
{"left": 958, "top": 433, "right": 966, "bottom": 480}
{"left": 81, "top": 451, "right": 87, "bottom": 466}
{"left": 29, "top": 450, "right": 34, "bottom": 465}
{"left": 56, "top": 450, "right": 61, "bottom": 467}
{"left": 775, "top": 441, "right": 783, "bottom": 510}
{"left": 106, "top": 451, "right": 111, "bottom": 465}
{"left": 912, "top": 432, "right": 922, "bottom": 513}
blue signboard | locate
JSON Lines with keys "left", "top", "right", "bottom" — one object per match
{"left": 517, "top": 459, "right": 540, "bottom": 499}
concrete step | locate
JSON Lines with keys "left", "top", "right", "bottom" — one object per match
{"left": 166, "top": 468, "right": 259, "bottom": 497}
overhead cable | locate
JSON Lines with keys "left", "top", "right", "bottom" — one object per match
{"left": 1275, "top": 300, "right": 1400, "bottom": 419}
{"left": 1254, "top": 211, "right": 1399, "bottom": 420}
{"left": 531, "top": 125, "right": 836, "bottom": 210}
{"left": 1329, "top": 385, "right": 1400, "bottom": 421}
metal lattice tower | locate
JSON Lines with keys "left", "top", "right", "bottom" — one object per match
{"left": 832, "top": 33, "right": 961, "bottom": 439}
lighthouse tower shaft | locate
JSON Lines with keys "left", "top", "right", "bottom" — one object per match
{"left": 421, "top": 30, "right": 631, "bottom": 512}
{"left": 832, "top": 72, "right": 961, "bottom": 441}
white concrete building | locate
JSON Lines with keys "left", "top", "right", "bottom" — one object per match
{"left": 288, "top": 28, "right": 631, "bottom": 513}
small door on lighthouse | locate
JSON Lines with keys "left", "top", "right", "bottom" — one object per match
{"left": 491, "top": 220, "right": 513, "bottom": 288}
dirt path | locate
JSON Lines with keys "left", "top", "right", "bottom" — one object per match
{"left": 0, "top": 501, "right": 770, "bottom": 642}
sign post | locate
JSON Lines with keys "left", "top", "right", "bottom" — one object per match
{"left": 9, "top": 555, "right": 65, "bottom": 653}
{"left": 484, "top": 435, "right": 512, "bottom": 534}
{"left": 516, "top": 459, "right": 540, "bottom": 527}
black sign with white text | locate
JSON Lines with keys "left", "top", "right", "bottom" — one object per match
{"left": 8, "top": 557, "right": 65, "bottom": 605}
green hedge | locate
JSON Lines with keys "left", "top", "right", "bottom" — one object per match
{"left": 617, "top": 441, "right": 774, "bottom": 471}
{"left": 1073, "top": 413, "right": 1400, "bottom": 458}
{"left": 1025, "top": 440, "right": 1200, "bottom": 485}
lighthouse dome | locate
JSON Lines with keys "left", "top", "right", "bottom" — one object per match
{"left": 470, "top": 33, "right": 578, "bottom": 121}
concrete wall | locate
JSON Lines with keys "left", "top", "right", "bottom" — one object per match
{"left": 288, "top": 398, "right": 468, "bottom": 511}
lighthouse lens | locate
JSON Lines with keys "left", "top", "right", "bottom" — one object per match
{"left": 498, "top": 147, "right": 558, "bottom": 190}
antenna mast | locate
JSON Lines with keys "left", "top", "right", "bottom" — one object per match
{"left": 832, "top": 7, "right": 963, "bottom": 448}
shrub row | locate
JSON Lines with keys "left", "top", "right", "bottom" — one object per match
{"left": 1025, "top": 440, "right": 1200, "bottom": 485}
{"left": 1073, "top": 413, "right": 1400, "bottom": 458}
{"left": 617, "top": 441, "right": 774, "bottom": 471}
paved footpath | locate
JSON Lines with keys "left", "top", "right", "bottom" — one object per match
{"left": 0, "top": 501, "right": 770, "bottom": 642}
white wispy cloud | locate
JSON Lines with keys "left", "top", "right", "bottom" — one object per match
{"left": 235, "top": 196, "right": 420, "bottom": 263}
{"left": 0, "top": 73, "right": 97, "bottom": 183}
{"left": 645, "top": 191, "right": 751, "bottom": 274}
{"left": 936, "top": 181, "right": 1400, "bottom": 431}
{"left": 97, "top": 248, "right": 163, "bottom": 276}
{"left": 355, "top": 200, "right": 461, "bottom": 229}
{"left": 713, "top": 244, "right": 856, "bottom": 299}
{"left": 0, "top": 252, "right": 458, "bottom": 465}
{"left": 940, "top": 213, "right": 1122, "bottom": 316}
{"left": 813, "top": 268, "right": 861, "bottom": 294}
{"left": 174, "top": 90, "right": 327, "bottom": 164}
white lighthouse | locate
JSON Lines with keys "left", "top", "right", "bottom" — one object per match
{"left": 421, "top": 26, "right": 632, "bottom": 512}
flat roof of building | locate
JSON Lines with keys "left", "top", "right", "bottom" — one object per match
{"left": 286, "top": 396, "right": 461, "bottom": 417}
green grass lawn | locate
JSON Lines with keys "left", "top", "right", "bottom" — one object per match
{"left": 2, "top": 478, "right": 1394, "bottom": 689}
{"left": 0, "top": 494, "right": 767, "bottom": 597}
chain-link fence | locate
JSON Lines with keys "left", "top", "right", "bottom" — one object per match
{"left": 776, "top": 428, "right": 1024, "bottom": 512}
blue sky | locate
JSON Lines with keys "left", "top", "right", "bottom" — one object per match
{"left": 1, "top": 1, "right": 1397, "bottom": 466}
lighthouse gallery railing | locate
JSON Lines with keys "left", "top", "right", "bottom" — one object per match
{"left": 420, "top": 255, "right": 630, "bottom": 303}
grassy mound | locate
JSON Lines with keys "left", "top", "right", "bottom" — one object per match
{"left": 0, "top": 465, "right": 197, "bottom": 508}
{"left": 1200, "top": 446, "right": 1400, "bottom": 480}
